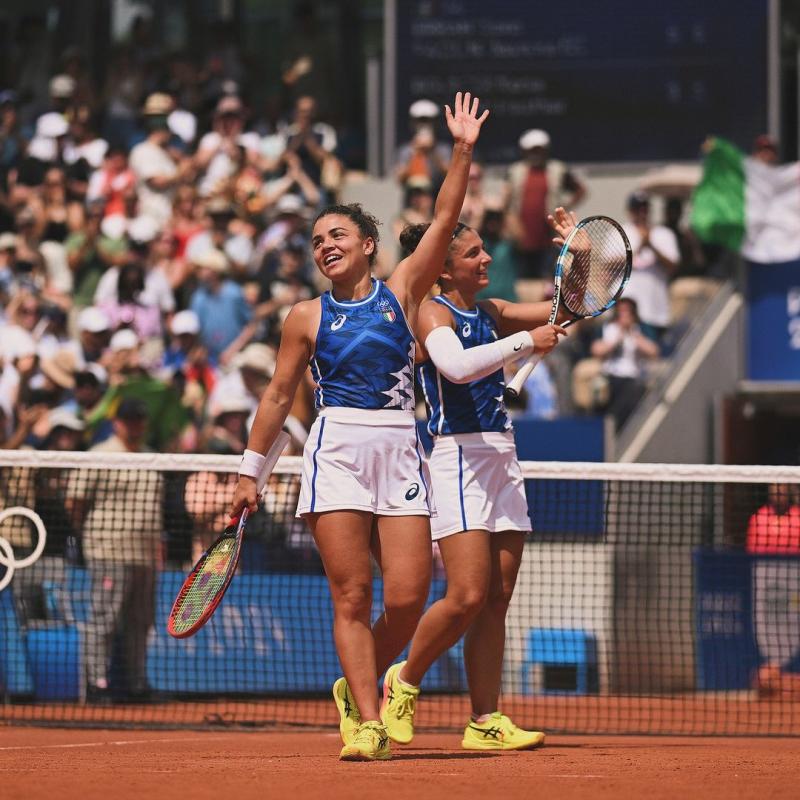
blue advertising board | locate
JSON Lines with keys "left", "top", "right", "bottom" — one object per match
{"left": 0, "top": 571, "right": 466, "bottom": 700}
{"left": 747, "top": 259, "right": 800, "bottom": 381}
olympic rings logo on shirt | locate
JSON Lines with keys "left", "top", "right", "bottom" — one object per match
{"left": 0, "top": 507, "right": 48, "bottom": 593}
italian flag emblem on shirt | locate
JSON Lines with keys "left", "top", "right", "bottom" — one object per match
{"left": 378, "top": 300, "right": 396, "bottom": 323}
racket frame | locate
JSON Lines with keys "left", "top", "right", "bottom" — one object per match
{"left": 504, "top": 215, "right": 632, "bottom": 399}
{"left": 167, "top": 431, "right": 290, "bottom": 639}
{"left": 167, "top": 508, "right": 248, "bottom": 639}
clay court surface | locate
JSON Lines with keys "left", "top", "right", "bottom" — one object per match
{"left": 1, "top": 727, "right": 798, "bottom": 800}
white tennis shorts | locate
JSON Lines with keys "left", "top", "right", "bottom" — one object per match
{"left": 296, "top": 407, "right": 433, "bottom": 518}
{"left": 428, "top": 431, "right": 531, "bottom": 540}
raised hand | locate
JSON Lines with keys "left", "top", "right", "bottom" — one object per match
{"left": 548, "top": 206, "right": 579, "bottom": 248}
{"left": 549, "top": 206, "right": 591, "bottom": 256}
{"left": 445, "top": 92, "right": 490, "bottom": 147}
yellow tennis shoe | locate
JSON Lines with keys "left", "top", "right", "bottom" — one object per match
{"left": 332, "top": 677, "right": 361, "bottom": 745}
{"left": 380, "top": 661, "right": 419, "bottom": 744}
{"left": 339, "top": 721, "right": 392, "bottom": 761}
{"left": 461, "top": 712, "right": 545, "bottom": 751}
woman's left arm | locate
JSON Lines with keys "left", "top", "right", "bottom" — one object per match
{"left": 388, "top": 92, "right": 489, "bottom": 308}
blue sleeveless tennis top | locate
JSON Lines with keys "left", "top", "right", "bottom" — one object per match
{"left": 311, "top": 279, "right": 415, "bottom": 411}
{"left": 416, "top": 296, "right": 512, "bottom": 435}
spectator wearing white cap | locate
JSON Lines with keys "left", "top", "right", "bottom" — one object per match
{"left": 128, "top": 93, "right": 191, "bottom": 226}
{"left": 207, "top": 341, "right": 272, "bottom": 421}
{"left": 205, "top": 391, "right": 252, "bottom": 454}
{"left": 0, "top": 327, "right": 39, "bottom": 432}
{"left": 74, "top": 306, "right": 112, "bottom": 364}
{"left": 103, "top": 327, "right": 147, "bottom": 389}
{"left": 39, "top": 347, "right": 79, "bottom": 399}
{"left": 27, "top": 75, "right": 73, "bottom": 161}
{"left": 40, "top": 406, "right": 86, "bottom": 451}
{"left": 503, "top": 128, "right": 587, "bottom": 279}
{"left": 26, "top": 112, "right": 69, "bottom": 168}
{"left": 163, "top": 309, "right": 209, "bottom": 378}
{"left": 394, "top": 98, "right": 451, "bottom": 194}
{"left": 207, "top": 340, "right": 309, "bottom": 443}
{"left": 188, "top": 248, "right": 253, "bottom": 363}
{"left": 48, "top": 74, "right": 76, "bottom": 110}
{"left": 195, "top": 95, "right": 261, "bottom": 197}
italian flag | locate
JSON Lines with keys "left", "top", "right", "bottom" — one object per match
{"left": 691, "top": 137, "right": 800, "bottom": 263}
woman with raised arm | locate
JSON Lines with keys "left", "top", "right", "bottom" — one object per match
{"left": 378, "top": 208, "right": 578, "bottom": 751}
{"left": 229, "top": 93, "right": 489, "bottom": 762}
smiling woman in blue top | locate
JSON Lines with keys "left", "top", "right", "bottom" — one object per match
{"left": 230, "top": 92, "right": 490, "bottom": 762}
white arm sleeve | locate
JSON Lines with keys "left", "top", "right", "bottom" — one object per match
{"left": 424, "top": 326, "right": 534, "bottom": 385}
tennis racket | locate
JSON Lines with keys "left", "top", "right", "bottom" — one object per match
{"left": 167, "top": 430, "right": 290, "bottom": 638}
{"left": 505, "top": 215, "right": 632, "bottom": 399}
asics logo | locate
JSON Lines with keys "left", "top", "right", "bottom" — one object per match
{"left": 469, "top": 724, "right": 503, "bottom": 740}
{"left": 331, "top": 314, "right": 346, "bottom": 331}
{"left": 462, "top": 322, "right": 471, "bottom": 337}
{"left": 405, "top": 482, "right": 420, "bottom": 500}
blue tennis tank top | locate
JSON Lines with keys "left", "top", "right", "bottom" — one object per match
{"left": 311, "top": 279, "right": 415, "bottom": 410}
{"left": 416, "top": 296, "right": 512, "bottom": 435}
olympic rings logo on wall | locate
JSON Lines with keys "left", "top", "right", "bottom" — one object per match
{"left": 0, "top": 507, "right": 48, "bottom": 592}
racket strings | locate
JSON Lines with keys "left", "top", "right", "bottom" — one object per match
{"left": 170, "top": 539, "right": 238, "bottom": 633}
{"left": 561, "top": 219, "right": 629, "bottom": 316}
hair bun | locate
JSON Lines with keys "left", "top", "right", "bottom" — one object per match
{"left": 399, "top": 223, "right": 430, "bottom": 256}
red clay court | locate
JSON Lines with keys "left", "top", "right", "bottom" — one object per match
{"left": 3, "top": 726, "right": 799, "bottom": 800}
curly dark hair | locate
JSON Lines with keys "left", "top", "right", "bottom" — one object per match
{"left": 314, "top": 203, "right": 381, "bottom": 266}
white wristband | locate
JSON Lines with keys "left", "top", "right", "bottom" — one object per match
{"left": 239, "top": 449, "right": 267, "bottom": 479}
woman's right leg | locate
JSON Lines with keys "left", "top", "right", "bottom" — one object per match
{"left": 400, "top": 531, "right": 491, "bottom": 686}
{"left": 307, "top": 509, "right": 381, "bottom": 722}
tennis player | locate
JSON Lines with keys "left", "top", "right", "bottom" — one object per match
{"left": 378, "top": 208, "right": 578, "bottom": 750}
{"left": 230, "top": 92, "right": 489, "bottom": 762}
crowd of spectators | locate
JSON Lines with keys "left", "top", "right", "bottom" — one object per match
{"left": 0, "top": 30, "right": 349, "bottom": 458}
{"left": 0, "top": 20, "right": 732, "bottom": 458}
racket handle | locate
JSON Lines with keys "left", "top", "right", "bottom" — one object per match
{"left": 505, "top": 353, "right": 543, "bottom": 399}
{"left": 230, "top": 507, "right": 250, "bottom": 526}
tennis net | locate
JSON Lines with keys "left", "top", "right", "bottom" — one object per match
{"left": 1, "top": 450, "right": 799, "bottom": 735}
